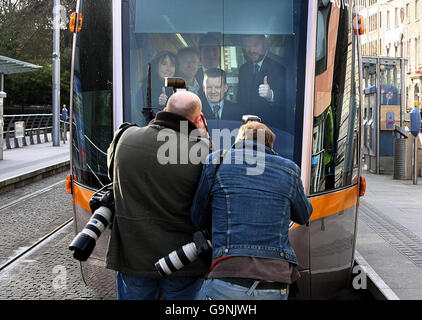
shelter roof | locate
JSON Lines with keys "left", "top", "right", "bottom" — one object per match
{"left": 0, "top": 55, "right": 42, "bottom": 75}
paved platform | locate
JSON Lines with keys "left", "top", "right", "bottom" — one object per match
{"left": 0, "top": 138, "right": 70, "bottom": 192}
{"left": 357, "top": 170, "right": 422, "bottom": 300}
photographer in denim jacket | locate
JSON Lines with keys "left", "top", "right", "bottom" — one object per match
{"left": 190, "top": 121, "right": 312, "bottom": 300}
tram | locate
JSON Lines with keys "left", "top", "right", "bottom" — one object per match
{"left": 67, "top": 0, "right": 366, "bottom": 299}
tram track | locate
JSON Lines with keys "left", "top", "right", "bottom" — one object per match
{"left": 0, "top": 180, "right": 65, "bottom": 212}
{"left": 0, "top": 177, "right": 74, "bottom": 273}
{"left": 0, "top": 218, "right": 73, "bottom": 272}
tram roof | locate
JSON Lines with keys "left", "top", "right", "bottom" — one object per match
{"left": 0, "top": 55, "right": 42, "bottom": 75}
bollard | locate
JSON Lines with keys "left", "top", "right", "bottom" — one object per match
{"left": 410, "top": 107, "right": 421, "bottom": 184}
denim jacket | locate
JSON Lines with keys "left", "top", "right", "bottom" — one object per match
{"left": 190, "top": 140, "right": 313, "bottom": 266}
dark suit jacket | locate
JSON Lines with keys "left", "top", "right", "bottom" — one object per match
{"left": 237, "top": 53, "right": 289, "bottom": 129}
{"left": 201, "top": 98, "right": 242, "bottom": 122}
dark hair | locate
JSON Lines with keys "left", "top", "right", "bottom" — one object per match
{"left": 150, "top": 50, "right": 176, "bottom": 82}
{"left": 177, "top": 47, "right": 200, "bottom": 60}
{"left": 241, "top": 34, "right": 267, "bottom": 43}
{"left": 204, "top": 68, "right": 227, "bottom": 84}
{"left": 199, "top": 33, "right": 221, "bottom": 48}
{"left": 141, "top": 51, "right": 176, "bottom": 108}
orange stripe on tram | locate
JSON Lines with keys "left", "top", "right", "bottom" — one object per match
{"left": 73, "top": 183, "right": 359, "bottom": 231}
{"left": 73, "top": 183, "right": 94, "bottom": 213}
{"left": 291, "top": 185, "right": 359, "bottom": 230}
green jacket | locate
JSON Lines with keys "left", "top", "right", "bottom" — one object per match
{"left": 106, "top": 111, "right": 211, "bottom": 278}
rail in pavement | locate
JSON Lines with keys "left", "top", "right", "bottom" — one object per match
{"left": 0, "top": 139, "right": 69, "bottom": 193}
{"left": 356, "top": 170, "right": 422, "bottom": 300}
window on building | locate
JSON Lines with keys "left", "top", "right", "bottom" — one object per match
{"left": 416, "top": 0, "right": 420, "bottom": 20}
{"left": 387, "top": 10, "right": 390, "bottom": 29}
{"left": 400, "top": 35, "right": 404, "bottom": 57}
{"left": 396, "top": 8, "right": 399, "bottom": 26}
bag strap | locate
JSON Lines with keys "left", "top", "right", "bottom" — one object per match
{"left": 108, "top": 122, "right": 138, "bottom": 181}
{"left": 208, "top": 148, "right": 228, "bottom": 199}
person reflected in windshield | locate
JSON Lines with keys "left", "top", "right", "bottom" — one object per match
{"left": 237, "top": 35, "right": 287, "bottom": 127}
{"left": 176, "top": 47, "right": 201, "bottom": 95}
{"left": 196, "top": 34, "right": 221, "bottom": 87}
{"left": 141, "top": 51, "right": 176, "bottom": 110}
{"left": 201, "top": 68, "right": 240, "bottom": 121}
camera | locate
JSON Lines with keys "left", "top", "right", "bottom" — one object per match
{"left": 155, "top": 230, "right": 211, "bottom": 277}
{"left": 69, "top": 184, "right": 114, "bottom": 261}
{"left": 142, "top": 74, "right": 187, "bottom": 122}
{"left": 242, "top": 114, "right": 262, "bottom": 124}
{"left": 165, "top": 77, "right": 187, "bottom": 92}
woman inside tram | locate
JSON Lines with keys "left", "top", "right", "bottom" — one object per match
{"left": 141, "top": 50, "right": 176, "bottom": 110}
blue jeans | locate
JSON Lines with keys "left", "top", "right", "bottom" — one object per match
{"left": 195, "top": 279, "right": 289, "bottom": 300}
{"left": 116, "top": 272, "right": 203, "bottom": 300}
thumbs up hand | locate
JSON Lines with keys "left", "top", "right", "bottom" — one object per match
{"left": 158, "top": 87, "right": 168, "bottom": 106}
{"left": 258, "top": 76, "right": 273, "bottom": 101}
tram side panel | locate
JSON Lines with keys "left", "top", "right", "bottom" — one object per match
{"left": 69, "top": 0, "right": 116, "bottom": 299}
{"left": 289, "top": 225, "right": 311, "bottom": 299}
{"left": 73, "top": 185, "right": 116, "bottom": 299}
{"left": 309, "top": 2, "right": 361, "bottom": 299}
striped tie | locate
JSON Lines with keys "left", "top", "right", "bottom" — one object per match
{"left": 213, "top": 105, "right": 221, "bottom": 120}
{"left": 254, "top": 63, "right": 260, "bottom": 74}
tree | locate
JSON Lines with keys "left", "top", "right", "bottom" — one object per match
{"left": 0, "top": 0, "right": 77, "bottom": 108}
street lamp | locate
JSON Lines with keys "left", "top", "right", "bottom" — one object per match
{"left": 52, "top": 0, "right": 61, "bottom": 147}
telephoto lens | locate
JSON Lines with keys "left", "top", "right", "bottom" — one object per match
{"left": 69, "top": 206, "right": 113, "bottom": 261}
{"left": 154, "top": 230, "right": 211, "bottom": 277}
{"left": 69, "top": 186, "right": 114, "bottom": 261}
{"left": 155, "top": 242, "right": 199, "bottom": 277}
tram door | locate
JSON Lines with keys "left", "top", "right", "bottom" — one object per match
{"left": 309, "top": 1, "right": 361, "bottom": 299}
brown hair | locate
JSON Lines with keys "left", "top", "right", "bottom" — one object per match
{"left": 236, "top": 121, "right": 275, "bottom": 149}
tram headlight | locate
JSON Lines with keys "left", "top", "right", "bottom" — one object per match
{"left": 69, "top": 186, "right": 114, "bottom": 261}
{"left": 154, "top": 230, "right": 211, "bottom": 277}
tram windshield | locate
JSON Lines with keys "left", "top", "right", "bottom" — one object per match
{"left": 122, "top": 0, "right": 308, "bottom": 163}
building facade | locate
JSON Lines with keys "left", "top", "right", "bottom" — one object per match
{"left": 359, "top": 0, "right": 422, "bottom": 111}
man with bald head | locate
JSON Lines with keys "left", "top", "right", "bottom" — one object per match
{"left": 164, "top": 90, "right": 202, "bottom": 124}
{"left": 106, "top": 91, "right": 211, "bottom": 300}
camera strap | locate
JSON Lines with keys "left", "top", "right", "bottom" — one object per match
{"left": 107, "top": 122, "right": 138, "bottom": 181}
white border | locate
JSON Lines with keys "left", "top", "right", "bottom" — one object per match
{"left": 113, "top": 0, "right": 123, "bottom": 131}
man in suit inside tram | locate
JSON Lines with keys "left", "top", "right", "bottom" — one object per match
{"left": 237, "top": 35, "right": 289, "bottom": 129}
{"left": 200, "top": 68, "right": 241, "bottom": 121}
{"left": 196, "top": 33, "right": 222, "bottom": 87}
{"left": 176, "top": 47, "right": 202, "bottom": 96}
